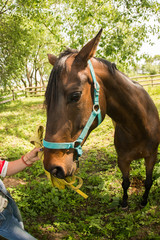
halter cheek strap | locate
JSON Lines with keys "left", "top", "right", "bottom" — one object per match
{"left": 43, "top": 60, "right": 102, "bottom": 159}
{"left": 88, "top": 60, "right": 101, "bottom": 125}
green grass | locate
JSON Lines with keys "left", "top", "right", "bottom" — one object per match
{"left": 0, "top": 86, "right": 160, "bottom": 240}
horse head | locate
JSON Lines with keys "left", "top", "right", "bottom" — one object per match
{"left": 43, "top": 29, "right": 106, "bottom": 179}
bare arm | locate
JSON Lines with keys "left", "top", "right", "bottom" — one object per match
{"left": 6, "top": 148, "right": 41, "bottom": 176}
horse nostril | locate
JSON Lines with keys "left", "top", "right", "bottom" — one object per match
{"left": 51, "top": 167, "right": 65, "bottom": 179}
{"left": 51, "top": 168, "right": 57, "bottom": 176}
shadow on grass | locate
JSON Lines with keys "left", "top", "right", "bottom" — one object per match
{"left": 3, "top": 145, "right": 160, "bottom": 240}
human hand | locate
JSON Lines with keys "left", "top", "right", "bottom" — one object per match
{"left": 22, "top": 147, "right": 43, "bottom": 166}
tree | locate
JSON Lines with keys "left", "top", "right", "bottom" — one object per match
{"left": 141, "top": 55, "right": 160, "bottom": 74}
{"left": 0, "top": 0, "right": 159, "bottom": 89}
{"left": 0, "top": 0, "right": 65, "bottom": 89}
{"left": 47, "top": 0, "right": 159, "bottom": 71}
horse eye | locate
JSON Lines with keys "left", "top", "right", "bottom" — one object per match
{"left": 68, "top": 92, "right": 82, "bottom": 103}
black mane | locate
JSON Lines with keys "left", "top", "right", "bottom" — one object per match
{"left": 96, "top": 57, "right": 117, "bottom": 75}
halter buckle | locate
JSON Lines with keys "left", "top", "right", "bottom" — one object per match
{"left": 93, "top": 104, "right": 100, "bottom": 114}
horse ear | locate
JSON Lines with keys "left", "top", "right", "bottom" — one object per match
{"left": 75, "top": 29, "right": 102, "bottom": 63}
{"left": 47, "top": 54, "right": 57, "bottom": 66}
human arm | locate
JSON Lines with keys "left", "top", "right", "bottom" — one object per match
{"left": 6, "top": 147, "right": 41, "bottom": 176}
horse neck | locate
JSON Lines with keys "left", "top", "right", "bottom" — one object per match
{"left": 97, "top": 64, "right": 148, "bottom": 135}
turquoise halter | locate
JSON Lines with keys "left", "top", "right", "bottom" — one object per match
{"left": 43, "top": 60, "right": 101, "bottom": 159}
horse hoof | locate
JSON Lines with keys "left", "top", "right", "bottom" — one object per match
{"left": 121, "top": 205, "right": 128, "bottom": 211}
{"left": 121, "top": 202, "right": 128, "bottom": 210}
{"left": 140, "top": 200, "right": 147, "bottom": 208}
{"left": 140, "top": 203, "right": 147, "bottom": 208}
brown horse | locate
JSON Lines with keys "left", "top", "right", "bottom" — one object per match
{"left": 43, "top": 29, "right": 160, "bottom": 208}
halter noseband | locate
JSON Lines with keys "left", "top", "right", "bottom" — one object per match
{"left": 43, "top": 60, "right": 101, "bottom": 159}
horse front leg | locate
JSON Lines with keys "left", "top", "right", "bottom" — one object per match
{"left": 141, "top": 154, "right": 157, "bottom": 207}
{"left": 118, "top": 157, "right": 131, "bottom": 209}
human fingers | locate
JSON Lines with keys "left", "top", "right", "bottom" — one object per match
{"left": 23, "top": 148, "right": 42, "bottom": 165}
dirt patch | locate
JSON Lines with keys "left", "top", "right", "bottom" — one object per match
{"left": 3, "top": 177, "right": 26, "bottom": 188}
{"left": 129, "top": 177, "right": 144, "bottom": 194}
{"left": 36, "top": 230, "right": 69, "bottom": 240}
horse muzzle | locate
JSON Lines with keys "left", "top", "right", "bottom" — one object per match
{"left": 43, "top": 149, "right": 77, "bottom": 179}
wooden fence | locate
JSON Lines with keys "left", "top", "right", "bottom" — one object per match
{"left": 0, "top": 74, "right": 160, "bottom": 105}
{"left": 0, "top": 90, "right": 25, "bottom": 104}
{"left": 130, "top": 74, "right": 160, "bottom": 86}
{"left": 25, "top": 86, "right": 46, "bottom": 97}
{"left": 0, "top": 86, "right": 46, "bottom": 104}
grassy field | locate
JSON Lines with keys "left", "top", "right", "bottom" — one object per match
{"left": 0, "top": 86, "right": 160, "bottom": 240}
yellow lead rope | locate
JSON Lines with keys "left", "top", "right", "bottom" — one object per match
{"left": 30, "top": 125, "right": 88, "bottom": 199}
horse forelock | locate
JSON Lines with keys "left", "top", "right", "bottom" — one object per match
{"left": 45, "top": 48, "right": 78, "bottom": 109}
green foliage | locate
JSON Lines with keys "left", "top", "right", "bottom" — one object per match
{"left": 0, "top": 88, "right": 160, "bottom": 239}
{"left": 0, "top": 0, "right": 160, "bottom": 89}
{"left": 141, "top": 55, "right": 160, "bottom": 74}
{"left": 0, "top": 0, "right": 56, "bottom": 89}
{"left": 45, "top": 0, "right": 160, "bottom": 71}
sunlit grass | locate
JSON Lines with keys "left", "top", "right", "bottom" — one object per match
{"left": 0, "top": 97, "right": 46, "bottom": 158}
{"left": 0, "top": 87, "right": 160, "bottom": 240}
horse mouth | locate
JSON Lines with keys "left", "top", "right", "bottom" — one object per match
{"left": 50, "top": 161, "right": 77, "bottom": 179}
